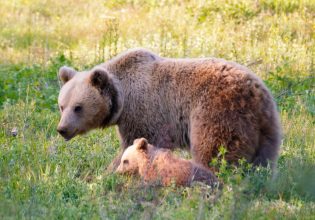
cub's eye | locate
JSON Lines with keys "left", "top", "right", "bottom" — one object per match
{"left": 74, "top": 106, "right": 82, "bottom": 113}
{"left": 60, "top": 106, "right": 64, "bottom": 112}
{"left": 123, "top": 160, "right": 129, "bottom": 165}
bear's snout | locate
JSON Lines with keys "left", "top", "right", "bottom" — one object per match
{"left": 57, "top": 126, "right": 72, "bottom": 140}
{"left": 116, "top": 163, "right": 124, "bottom": 173}
{"left": 57, "top": 127, "right": 67, "bottom": 136}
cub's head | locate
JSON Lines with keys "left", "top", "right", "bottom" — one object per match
{"left": 116, "top": 138, "right": 150, "bottom": 174}
{"left": 57, "top": 66, "right": 123, "bottom": 140}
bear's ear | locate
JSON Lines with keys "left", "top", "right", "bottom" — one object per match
{"left": 90, "top": 68, "right": 109, "bottom": 90}
{"left": 135, "top": 138, "right": 149, "bottom": 151}
{"left": 59, "top": 66, "right": 76, "bottom": 84}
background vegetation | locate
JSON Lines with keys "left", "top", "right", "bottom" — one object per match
{"left": 0, "top": 0, "right": 314, "bottom": 219}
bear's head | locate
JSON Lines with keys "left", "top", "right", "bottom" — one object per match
{"left": 116, "top": 138, "right": 151, "bottom": 174}
{"left": 57, "top": 66, "right": 123, "bottom": 140}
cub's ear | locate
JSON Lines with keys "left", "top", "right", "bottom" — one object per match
{"left": 59, "top": 66, "right": 76, "bottom": 84}
{"left": 90, "top": 67, "right": 110, "bottom": 90}
{"left": 135, "top": 138, "right": 149, "bottom": 151}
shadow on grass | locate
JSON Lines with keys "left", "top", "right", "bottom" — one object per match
{"left": 238, "top": 155, "right": 315, "bottom": 203}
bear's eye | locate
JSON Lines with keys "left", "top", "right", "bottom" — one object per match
{"left": 74, "top": 105, "right": 82, "bottom": 113}
{"left": 60, "top": 106, "right": 64, "bottom": 112}
{"left": 123, "top": 160, "right": 129, "bottom": 165}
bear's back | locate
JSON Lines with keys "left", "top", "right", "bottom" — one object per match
{"left": 146, "top": 150, "right": 193, "bottom": 186}
{"left": 145, "top": 150, "right": 218, "bottom": 186}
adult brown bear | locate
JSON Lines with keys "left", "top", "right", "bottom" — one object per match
{"left": 57, "top": 48, "right": 281, "bottom": 170}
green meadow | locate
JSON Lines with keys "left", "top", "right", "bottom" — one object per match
{"left": 0, "top": 0, "right": 314, "bottom": 219}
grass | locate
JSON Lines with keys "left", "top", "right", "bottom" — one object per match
{"left": 0, "top": 0, "right": 314, "bottom": 219}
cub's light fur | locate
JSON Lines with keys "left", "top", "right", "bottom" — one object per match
{"left": 116, "top": 138, "right": 219, "bottom": 187}
{"left": 57, "top": 48, "right": 281, "bottom": 170}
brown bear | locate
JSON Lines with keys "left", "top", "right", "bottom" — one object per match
{"left": 116, "top": 138, "right": 219, "bottom": 187}
{"left": 57, "top": 48, "right": 281, "bottom": 171}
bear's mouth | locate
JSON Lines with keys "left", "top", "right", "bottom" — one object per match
{"left": 61, "top": 130, "right": 78, "bottom": 141}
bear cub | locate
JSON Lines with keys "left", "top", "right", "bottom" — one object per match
{"left": 116, "top": 138, "right": 219, "bottom": 187}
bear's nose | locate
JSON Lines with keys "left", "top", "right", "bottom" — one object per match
{"left": 57, "top": 127, "right": 68, "bottom": 137}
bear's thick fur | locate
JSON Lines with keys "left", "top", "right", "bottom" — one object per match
{"left": 57, "top": 48, "right": 281, "bottom": 170}
{"left": 116, "top": 138, "right": 219, "bottom": 186}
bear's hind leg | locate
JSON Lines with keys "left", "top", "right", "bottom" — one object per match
{"left": 189, "top": 108, "right": 260, "bottom": 169}
{"left": 253, "top": 122, "right": 281, "bottom": 170}
{"left": 189, "top": 115, "right": 218, "bottom": 168}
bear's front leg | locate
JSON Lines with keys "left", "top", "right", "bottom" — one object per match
{"left": 106, "top": 128, "right": 135, "bottom": 172}
{"left": 106, "top": 148, "right": 125, "bottom": 173}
